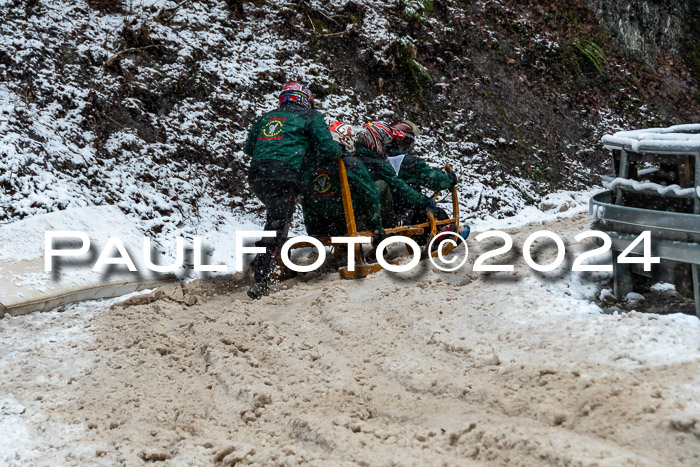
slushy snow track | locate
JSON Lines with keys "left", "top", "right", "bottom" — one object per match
{"left": 2, "top": 213, "right": 699, "bottom": 465}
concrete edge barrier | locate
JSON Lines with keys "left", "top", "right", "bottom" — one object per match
{"left": 0, "top": 276, "right": 177, "bottom": 318}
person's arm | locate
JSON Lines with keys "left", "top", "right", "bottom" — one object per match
{"left": 378, "top": 162, "right": 429, "bottom": 210}
{"left": 401, "top": 155, "right": 455, "bottom": 192}
{"left": 243, "top": 119, "right": 261, "bottom": 156}
{"left": 310, "top": 112, "right": 341, "bottom": 160}
{"left": 347, "top": 159, "right": 385, "bottom": 235}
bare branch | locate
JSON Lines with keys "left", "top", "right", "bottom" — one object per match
{"left": 105, "top": 44, "right": 163, "bottom": 67}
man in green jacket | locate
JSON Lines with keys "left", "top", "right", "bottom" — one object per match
{"left": 353, "top": 121, "right": 438, "bottom": 225}
{"left": 388, "top": 120, "right": 469, "bottom": 240}
{"left": 388, "top": 120, "right": 457, "bottom": 192}
{"left": 301, "top": 122, "right": 387, "bottom": 238}
{"left": 301, "top": 156, "right": 385, "bottom": 237}
{"left": 243, "top": 82, "right": 341, "bottom": 299}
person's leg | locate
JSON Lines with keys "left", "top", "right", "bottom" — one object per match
{"left": 375, "top": 180, "right": 397, "bottom": 228}
{"left": 248, "top": 181, "right": 297, "bottom": 298}
{"left": 410, "top": 205, "right": 448, "bottom": 224}
{"left": 430, "top": 207, "right": 469, "bottom": 242}
{"left": 254, "top": 189, "right": 295, "bottom": 283}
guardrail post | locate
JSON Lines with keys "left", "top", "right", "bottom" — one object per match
{"left": 613, "top": 252, "right": 634, "bottom": 299}
{"left": 616, "top": 149, "right": 629, "bottom": 205}
{"left": 695, "top": 155, "right": 700, "bottom": 214}
{"left": 613, "top": 149, "right": 632, "bottom": 299}
{"left": 693, "top": 266, "right": 700, "bottom": 318}
{"left": 694, "top": 155, "right": 700, "bottom": 317}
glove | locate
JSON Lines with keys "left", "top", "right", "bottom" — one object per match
{"left": 426, "top": 198, "right": 438, "bottom": 215}
{"left": 448, "top": 172, "right": 458, "bottom": 186}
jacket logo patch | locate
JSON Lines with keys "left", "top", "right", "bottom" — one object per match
{"left": 312, "top": 170, "right": 335, "bottom": 198}
{"left": 263, "top": 120, "right": 284, "bottom": 137}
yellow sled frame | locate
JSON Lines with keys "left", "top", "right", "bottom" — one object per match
{"left": 280, "top": 159, "right": 460, "bottom": 279}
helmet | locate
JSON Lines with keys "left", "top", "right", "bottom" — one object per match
{"left": 390, "top": 120, "right": 420, "bottom": 150}
{"left": 390, "top": 120, "right": 420, "bottom": 137}
{"left": 279, "top": 82, "right": 314, "bottom": 109}
{"left": 356, "top": 121, "right": 405, "bottom": 156}
{"left": 329, "top": 121, "right": 355, "bottom": 153}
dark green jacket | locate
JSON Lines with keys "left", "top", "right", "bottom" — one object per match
{"left": 387, "top": 149, "right": 454, "bottom": 193}
{"left": 301, "top": 156, "right": 384, "bottom": 236}
{"left": 244, "top": 103, "right": 340, "bottom": 186}
{"left": 354, "top": 144, "right": 429, "bottom": 211}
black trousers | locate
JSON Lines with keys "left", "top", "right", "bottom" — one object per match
{"left": 249, "top": 180, "right": 297, "bottom": 284}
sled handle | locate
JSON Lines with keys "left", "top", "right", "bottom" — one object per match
{"left": 446, "top": 165, "right": 459, "bottom": 229}
{"left": 427, "top": 210, "right": 438, "bottom": 237}
{"left": 339, "top": 158, "right": 366, "bottom": 267}
{"left": 339, "top": 158, "right": 357, "bottom": 237}
{"left": 429, "top": 165, "right": 460, "bottom": 229}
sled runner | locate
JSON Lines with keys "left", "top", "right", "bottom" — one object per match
{"left": 277, "top": 159, "right": 461, "bottom": 280}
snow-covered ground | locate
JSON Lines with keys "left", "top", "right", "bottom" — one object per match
{"left": 1, "top": 211, "right": 699, "bottom": 465}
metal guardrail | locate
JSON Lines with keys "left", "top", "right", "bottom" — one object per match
{"left": 590, "top": 191, "right": 700, "bottom": 237}
{"left": 590, "top": 191, "right": 700, "bottom": 317}
{"left": 590, "top": 191, "right": 700, "bottom": 264}
{"left": 592, "top": 126, "right": 700, "bottom": 317}
{"left": 589, "top": 221, "right": 700, "bottom": 266}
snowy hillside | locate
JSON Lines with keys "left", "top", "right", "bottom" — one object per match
{"left": 2, "top": 0, "right": 699, "bottom": 248}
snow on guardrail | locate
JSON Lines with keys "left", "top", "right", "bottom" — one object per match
{"left": 602, "top": 124, "right": 700, "bottom": 154}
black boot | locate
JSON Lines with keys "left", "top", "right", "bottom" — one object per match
{"left": 247, "top": 281, "right": 269, "bottom": 300}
